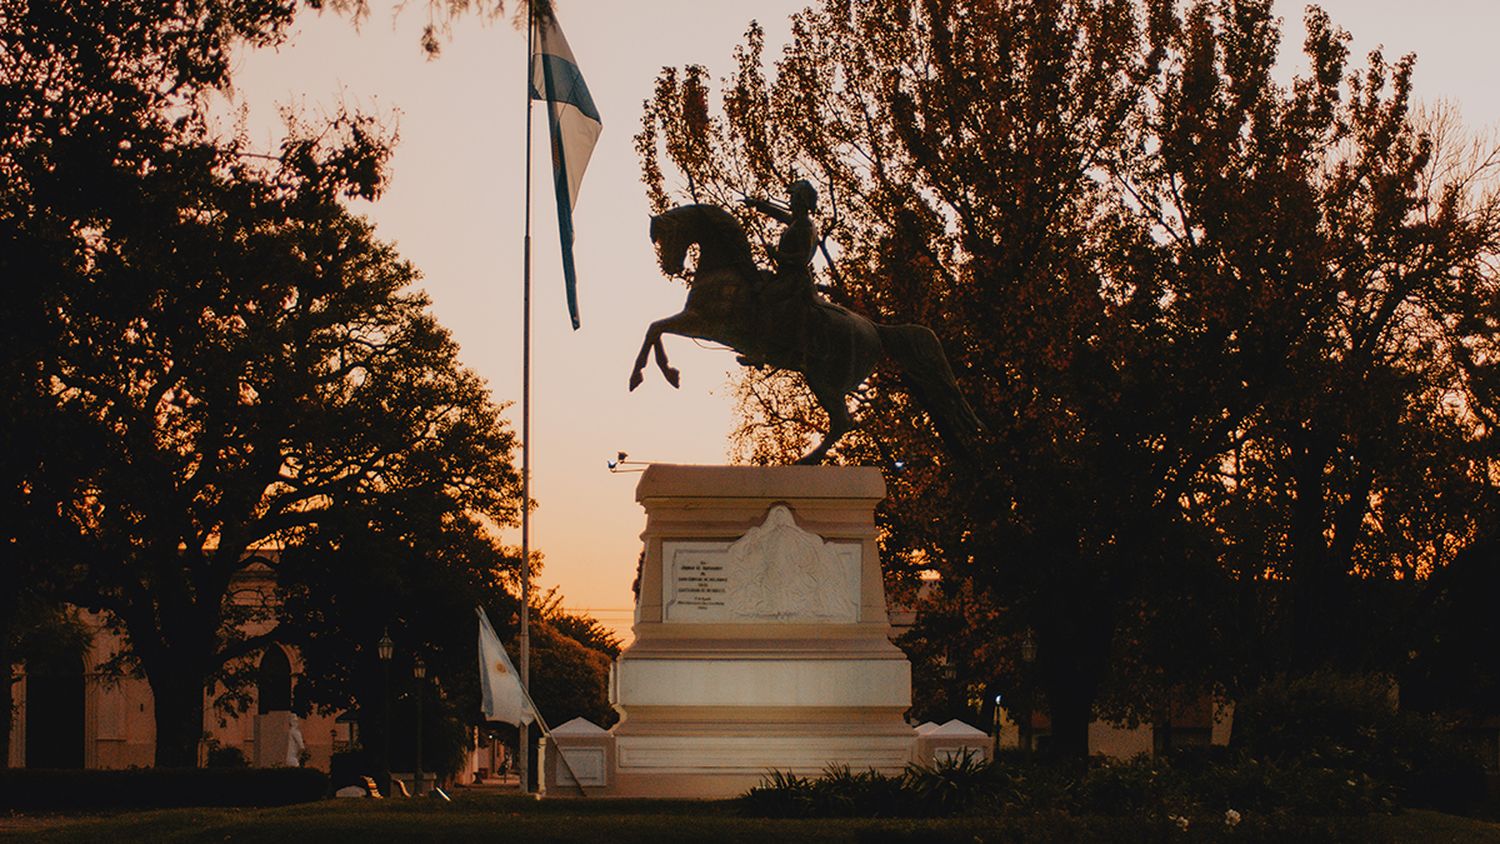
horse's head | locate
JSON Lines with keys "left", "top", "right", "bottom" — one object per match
{"left": 649, "top": 210, "right": 692, "bottom": 277}
{"left": 649, "top": 204, "right": 757, "bottom": 281}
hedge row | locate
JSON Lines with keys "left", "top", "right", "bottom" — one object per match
{"left": 740, "top": 745, "right": 1492, "bottom": 820}
{"left": 0, "top": 767, "right": 329, "bottom": 811}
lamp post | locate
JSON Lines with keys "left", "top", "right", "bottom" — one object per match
{"left": 992, "top": 693, "right": 1003, "bottom": 759}
{"left": 377, "top": 629, "right": 393, "bottom": 794}
{"left": 412, "top": 655, "right": 426, "bottom": 797}
{"left": 1020, "top": 628, "right": 1037, "bottom": 755}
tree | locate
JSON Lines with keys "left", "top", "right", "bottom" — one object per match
{"left": 275, "top": 520, "right": 619, "bottom": 774}
{"left": 638, "top": 0, "right": 1500, "bottom": 757}
{"left": 318, "top": 0, "right": 554, "bottom": 57}
{"left": 525, "top": 589, "right": 621, "bottom": 726}
{"left": 271, "top": 491, "right": 520, "bottom": 778}
{"left": 1, "top": 0, "right": 524, "bottom": 766}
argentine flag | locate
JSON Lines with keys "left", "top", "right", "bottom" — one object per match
{"left": 477, "top": 607, "right": 535, "bottom": 726}
{"left": 531, "top": 13, "right": 601, "bottom": 330}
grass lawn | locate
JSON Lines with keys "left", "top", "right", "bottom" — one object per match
{"left": 3, "top": 790, "right": 1497, "bottom": 843}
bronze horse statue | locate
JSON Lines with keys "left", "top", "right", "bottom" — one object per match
{"left": 631, "top": 203, "right": 983, "bottom": 465}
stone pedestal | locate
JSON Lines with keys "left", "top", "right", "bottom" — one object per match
{"left": 545, "top": 464, "right": 919, "bottom": 798}
{"left": 252, "top": 711, "right": 294, "bottom": 768}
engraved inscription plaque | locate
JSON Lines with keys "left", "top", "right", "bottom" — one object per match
{"left": 665, "top": 544, "right": 732, "bottom": 615}
{"left": 663, "top": 505, "right": 860, "bottom": 623}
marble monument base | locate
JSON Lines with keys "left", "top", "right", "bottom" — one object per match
{"left": 542, "top": 464, "right": 978, "bottom": 799}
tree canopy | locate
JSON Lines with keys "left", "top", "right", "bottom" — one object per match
{"left": 0, "top": 0, "right": 603, "bottom": 768}
{"left": 638, "top": 0, "right": 1500, "bottom": 756}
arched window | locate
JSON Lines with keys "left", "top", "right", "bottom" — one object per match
{"left": 256, "top": 646, "right": 292, "bottom": 714}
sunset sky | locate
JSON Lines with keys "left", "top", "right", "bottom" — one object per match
{"left": 228, "top": 1, "right": 1500, "bottom": 641}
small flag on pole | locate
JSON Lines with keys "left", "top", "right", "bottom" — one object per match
{"left": 477, "top": 607, "right": 535, "bottom": 726}
{"left": 531, "top": 12, "right": 601, "bottom": 330}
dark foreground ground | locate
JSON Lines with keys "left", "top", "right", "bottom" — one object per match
{"left": 2, "top": 788, "right": 1498, "bottom": 843}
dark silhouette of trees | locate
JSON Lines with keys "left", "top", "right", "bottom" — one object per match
{"left": 637, "top": 0, "right": 1500, "bottom": 757}
{"left": 1402, "top": 534, "right": 1500, "bottom": 719}
{"left": 0, "top": 0, "right": 530, "bottom": 766}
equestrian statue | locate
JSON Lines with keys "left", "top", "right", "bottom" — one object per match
{"left": 630, "top": 180, "right": 983, "bottom": 465}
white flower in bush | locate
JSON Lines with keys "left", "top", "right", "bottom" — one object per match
{"left": 1170, "top": 814, "right": 1190, "bottom": 832}
{"left": 1225, "top": 808, "right": 1242, "bottom": 827}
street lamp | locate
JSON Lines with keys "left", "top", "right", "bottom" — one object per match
{"left": 992, "top": 693, "right": 1003, "bottom": 759}
{"left": 412, "top": 655, "right": 426, "bottom": 797}
{"left": 377, "top": 629, "right": 393, "bottom": 796}
{"left": 1020, "top": 628, "right": 1037, "bottom": 755}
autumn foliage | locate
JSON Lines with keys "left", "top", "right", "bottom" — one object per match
{"left": 638, "top": 0, "right": 1500, "bottom": 757}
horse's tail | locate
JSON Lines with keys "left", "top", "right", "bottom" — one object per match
{"left": 876, "top": 323, "right": 986, "bottom": 459}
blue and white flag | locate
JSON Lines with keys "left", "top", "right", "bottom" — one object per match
{"left": 531, "top": 13, "right": 601, "bottom": 330}
{"left": 477, "top": 607, "right": 535, "bottom": 726}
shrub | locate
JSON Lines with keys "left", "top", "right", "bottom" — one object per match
{"left": 1074, "top": 756, "right": 1176, "bottom": 816}
{"left": 1396, "top": 731, "right": 1491, "bottom": 814}
{"left": 205, "top": 745, "right": 249, "bottom": 769}
{"left": 902, "top": 750, "right": 995, "bottom": 816}
{"left": 740, "top": 766, "right": 912, "bottom": 818}
{"left": 0, "top": 767, "right": 329, "bottom": 811}
{"left": 1232, "top": 672, "right": 1399, "bottom": 762}
{"left": 1233, "top": 672, "right": 1489, "bottom": 814}
{"left": 739, "top": 769, "right": 817, "bottom": 818}
{"left": 743, "top": 754, "right": 999, "bottom": 819}
{"left": 736, "top": 708, "right": 1485, "bottom": 821}
{"left": 1190, "top": 754, "right": 1390, "bottom": 815}
{"left": 986, "top": 755, "right": 1078, "bottom": 814}
{"left": 806, "top": 764, "right": 910, "bottom": 817}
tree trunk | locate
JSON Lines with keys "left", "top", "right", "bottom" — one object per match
{"left": 1038, "top": 587, "right": 1122, "bottom": 767}
{"left": 0, "top": 572, "right": 16, "bottom": 769}
{"left": 0, "top": 637, "right": 12, "bottom": 769}
{"left": 1289, "top": 439, "right": 1331, "bottom": 672}
{"left": 1046, "top": 684, "right": 1093, "bottom": 761}
{"left": 148, "top": 667, "right": 206, "bottom": 768}
{"left": 1037, "top": 608, "right": 1112, "bottom": 763}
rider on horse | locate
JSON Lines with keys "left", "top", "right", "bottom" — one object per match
{"left": 741, "top": 179, "right": 822, "bottom": 368}
{"left": 636, "top": 197, "right": 985, "bottom": 464}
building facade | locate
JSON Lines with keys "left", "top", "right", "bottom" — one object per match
{"left": 7, "top": 614, "right": 346, "bottom": 770}
{"left": 7, "top": 557, "right": 349, "bottom": 771}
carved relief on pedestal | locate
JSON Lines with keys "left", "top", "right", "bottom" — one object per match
{"left": 663, "top": 504, "right": 860, "bottom": 623}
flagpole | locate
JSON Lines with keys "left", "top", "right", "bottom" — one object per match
{"left": 518, "top": 0, "right": 535, "bottom": 796}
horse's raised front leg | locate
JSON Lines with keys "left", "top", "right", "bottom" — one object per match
{"left": 629, "top": 320, "right": 665, "bottom": 391}
{"left": 796, "top": 377, "right": 853, "bottom": 465}
{"left": 629, "top": 312, "right": 699, "bottom": 391}
{"left": 650, "top": 333, "right": 679, "bottom": 388}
